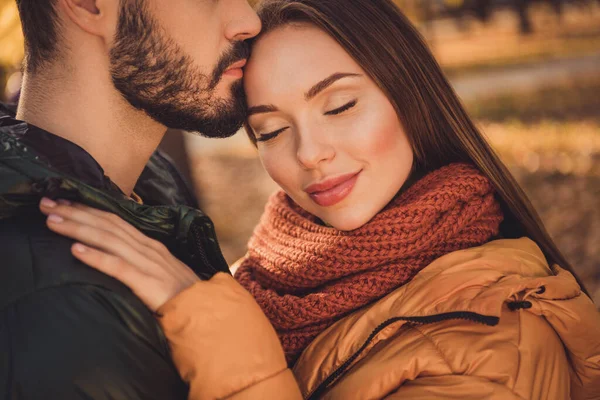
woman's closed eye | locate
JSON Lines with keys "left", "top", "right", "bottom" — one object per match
{"left": 324, "top": 99, "right": 357, "bottom": 116}
{"left": 256, "top": 127, "right": 288, "bottom": 142}
{"left": 255, "top": 100, "right": 358, "bottom": 142}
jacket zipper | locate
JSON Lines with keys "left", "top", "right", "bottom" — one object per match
{"left": 305, "top": 312, "right": 499, "bottom": 399}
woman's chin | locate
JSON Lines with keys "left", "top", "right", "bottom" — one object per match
{"left": 319, "top": 211, "right": 376, "bottom": 232}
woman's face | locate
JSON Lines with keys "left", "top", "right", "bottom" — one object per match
{"left": 244, "top": 24, "right": 414, "bottom": 230}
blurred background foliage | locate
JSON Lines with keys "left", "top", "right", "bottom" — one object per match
{"left": 0, "top": 0, "right": 22, "bottom": 67}
{"left": 1, "top": 0, "right": 599, "bottom": 302}
{"left": 0, "top": 0, "right": 23, "bottom": 102}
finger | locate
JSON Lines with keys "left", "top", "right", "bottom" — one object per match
{"left": 70, "top": 203, "right": 175, "bottom": 268}
{"left": 71, "top": 243, "right": 142, "bottom": 284}
{"left": 70, "top": 202, "right": 160, "bottom": 248}
{"left": 40, "top": 198, "right": 141, "bottom": 251}
{"left": 68, "top": 203, "right": 173, "bottom": 266}
{"left": 71, "top": 243, "right": 164, "bottom": 311}
{"left": 47, "top": 215, "right": 162, "bottom": 276}
{"left": 41, "top": 198, "right": 170, "bottom": 263}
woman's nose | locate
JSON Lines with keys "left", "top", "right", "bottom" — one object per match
{"left": 296, "top": 133, "right": 336, "bottom": 170}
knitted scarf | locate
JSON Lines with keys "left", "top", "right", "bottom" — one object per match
{"left": 235, "top": 163, "right": 504, "bottom": 364}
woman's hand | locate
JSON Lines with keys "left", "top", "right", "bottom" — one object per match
{"left": 39, "top": 197, "right": 200, "bottom": 311}
{"left": 39, "top": 198, "right": 302, "bottom": 399}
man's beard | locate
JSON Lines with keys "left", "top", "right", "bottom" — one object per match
{"left": 109, "top": 0, "right": 249, "bottom": 138}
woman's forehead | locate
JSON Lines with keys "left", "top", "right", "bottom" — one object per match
{"left": 244, "top": 25, "right": 363, "bottom": 99}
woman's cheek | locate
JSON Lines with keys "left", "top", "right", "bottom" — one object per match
{"left": 346, "top": 107, "right": 404, "bottom": 159}
{"left": 259, "top": 149, "right": 278, "bottom": 181}
{"left": 259, "top": 149, "right": 294, "bottom": 193}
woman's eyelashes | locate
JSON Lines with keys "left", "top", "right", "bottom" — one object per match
{"left": 324, "top": 99, "right": 357, "bottom": 116}
{"left": 256, "top": 127, "right": 288, "bottom": 142}
{"left": 256, "top": 100, "right": 358, "bottom": 142}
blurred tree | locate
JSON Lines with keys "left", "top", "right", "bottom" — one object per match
{"left": 0, "top": 0, "right": 23, "bottom": 67}
{"left": 0, "top": 0, "right": 23, "bottom": 101}
{"left": 513, "top": 0, "right": 570, "bottom": 35}
{"left": 514, "top": 0, "right": 534, "bottom": 35}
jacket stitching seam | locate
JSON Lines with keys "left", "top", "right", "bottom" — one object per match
{"left": 514, "top": 308, "right": 523, "bottom": 394}
{"left": 407, "top": 325, "right": 454, "bottom": 374}
{"left": 408, "top": 326, "right": 527, "bottom": 400}
{"left": 393, "top": 374, "right": 528, "bottom": 400}
{"left": 532, "top": 294, "right": 581, "bottom": 302}
{"left": 222, "top": 367, "right": 290, "bottom": 400}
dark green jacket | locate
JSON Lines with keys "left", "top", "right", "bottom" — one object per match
{"left": 0, "top": 107, "right": 230, "bottom": 399}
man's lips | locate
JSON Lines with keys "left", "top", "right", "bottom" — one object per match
{"left": 223, "top": 59, "right": 247, "bottom": 77}
{"left": 304, "top": 171, "right": 362, "bottom": 207}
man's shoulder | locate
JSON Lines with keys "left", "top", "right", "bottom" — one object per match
{"left": 0, "top": 212, "right": 142, "bottom": 312}
{"left": 0, "top": 252, "right": 189, "bottom": 399}
{"left": 1, "top": 281, "right": 189, "bottom": 399}
{"left": 0, "top": 214, "right": 189, "bottom": 399}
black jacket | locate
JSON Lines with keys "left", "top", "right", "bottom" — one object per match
{"left": 0, "top": 105, "right": 230, "bottom": 399}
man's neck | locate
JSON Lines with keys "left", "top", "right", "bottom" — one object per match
{"left": 16, "top": 64, "right": 167, "bottom": 196}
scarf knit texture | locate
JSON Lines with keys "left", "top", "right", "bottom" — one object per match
{"left": 235, "top": 163, "right": 504, "bottom": 365}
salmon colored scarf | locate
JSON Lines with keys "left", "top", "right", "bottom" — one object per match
{"left": 235, "top": 163, "right": 504, "bottom": 364}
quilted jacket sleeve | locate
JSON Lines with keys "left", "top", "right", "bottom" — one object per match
{"left": 386, "top": 375, "right": 524, "bottom": 399}
{"left": 158, "top": 273, "right": 302, "bottom": 400}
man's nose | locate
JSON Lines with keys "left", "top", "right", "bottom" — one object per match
{"left": 225, "top": 1, "right": 262, "bottom": 42}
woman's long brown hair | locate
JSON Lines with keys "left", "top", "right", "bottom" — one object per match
{"left": 246, "top": 0, "right": 588, "bottom": 294}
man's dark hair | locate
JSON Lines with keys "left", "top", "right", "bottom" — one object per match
{"left": 15, "top": 0, "right": 60, "bottom": 72}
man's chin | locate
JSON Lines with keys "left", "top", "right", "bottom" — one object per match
{"left": 122, "top": 77, "right": 247, "bottom": 137}
{"left": 134, "top": 103, "right": 242, "bottom": 137}
{"left": 193, "top": 114, "right": 245, "bottom": 139}
{"left": 191, "top": 83, "right": 247, "bottom": 138}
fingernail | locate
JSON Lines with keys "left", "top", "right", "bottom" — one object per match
{"left": 57, "top": 199, "right": 72, "bottom": 206}
{"left": 48, "top": 214, "right": 64, "bottom": 223}
{"left": 73, "top": 243, "right": 87, "bottom": 253}
{"left": 41, "top": 197, "right": 57, "bottom": 208}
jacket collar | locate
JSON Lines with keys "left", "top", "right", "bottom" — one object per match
{"left": 0, "top": 104, "right": 121, "bottom": 194}
{"left": 294, "top": 238, "right": 582, "bottom": 398}
{"left": 0, "top": 106, "right": 230, "bottom": 280}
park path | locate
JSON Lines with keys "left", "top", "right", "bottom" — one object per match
{"left": 452, "top": 50, "right": 600, "bottom": 101}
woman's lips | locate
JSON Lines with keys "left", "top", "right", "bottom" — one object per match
{"left": 305, "top": 171, "right": 361, "bottom": 207}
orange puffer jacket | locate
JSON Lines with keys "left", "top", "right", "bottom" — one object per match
{"left": 161, "top": 238, "right": 600, "bottom": 399}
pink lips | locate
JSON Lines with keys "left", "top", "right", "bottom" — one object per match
{"left": 304, "top": 171, "right": 361, "bottom": 207}
{"left": 223, "top": 59, "right": 247, "bottom": 78}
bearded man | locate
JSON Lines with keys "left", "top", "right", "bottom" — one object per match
{"left": 0, "top": 1, "right": 287, "bottom": 398}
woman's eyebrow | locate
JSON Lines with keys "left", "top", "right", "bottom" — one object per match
{"left": 305, "top": 72, "right": 362, "bottom": 100}
{"left": 247, "top": 104, "right": 279, "bottom": 117}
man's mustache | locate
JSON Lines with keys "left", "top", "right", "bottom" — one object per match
{"left": 210, "top": 42, "right": 251, "bottom": 88}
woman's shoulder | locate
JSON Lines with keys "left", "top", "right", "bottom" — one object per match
{"left": 302, "top": 304, "right": 572, "bottom": 399}
{"left": 294, "top": 238, "right": 600, "bottom": 399}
